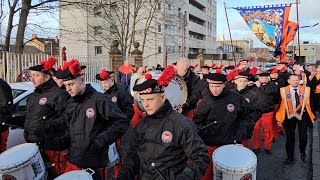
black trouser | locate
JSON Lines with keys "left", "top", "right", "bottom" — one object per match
{"left": 283, "top": 115, "right": 308, "bottom": 158}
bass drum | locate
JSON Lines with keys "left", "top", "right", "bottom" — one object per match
{"left": 135, "top": 70, "right": 187, "bottom": 112}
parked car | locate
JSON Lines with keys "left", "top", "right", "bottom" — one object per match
{"left": 6, "top": 81, "right": 103, "bottom": 149}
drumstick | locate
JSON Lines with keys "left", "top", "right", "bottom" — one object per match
{"left": 1, "top": 122, "right": 24, "bottom": 129}
{"left": 151, "top": 163, "right": 167, "bottom": 180}
{"left": 200, "top": 121, "right": 217, "bottom": 130}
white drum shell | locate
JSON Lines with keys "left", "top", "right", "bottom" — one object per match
{"left": 54, "top": 170, "right": 93, "bottom": 180}
{"left": 213, "top": 145, "right": 257, "bottom": 180}
{"left": 0, "top": 143, "right": 46, "bottom": 180}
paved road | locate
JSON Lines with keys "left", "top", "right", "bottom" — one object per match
{"left": 253, "top": 128, "right": 313, "bottom": 180}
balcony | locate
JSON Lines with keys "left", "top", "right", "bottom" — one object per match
{"left": 188, "top": 21, "right": 207, "bottom": 35}
{"left": 189, "top": 5, "right": 206, "bottom": 22}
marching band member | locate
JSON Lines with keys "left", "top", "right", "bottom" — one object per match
{"left": 193, "top": 71, "right": 256, "bottom": 180}
{"left": 96, "top": 69, "right": 134, "bottom": 120}
{"left": 118, "top": 66, "right": 209, "bottom": 180}
{"left": 251, "top": 71, "right": 278, "bottom": 154}
{"left": 55, "top": 59, "right": 129, "bottom": 179}
{"left": 276, "top": 74, "right": 315, "bottom": 164}
{"left": 176, "top": 58, "right": 202, "bottom": 119}
{"left": 0, "top": 78, "right": 13, "bottom": 153}
{"left": 25, "top": 57, "right": 69, "bottom": 177}
{"left": 270, "top": 67, "right": 286, "bottom": 141}
{"left": 231, "top": 70, "right": 262, "bottom": 148}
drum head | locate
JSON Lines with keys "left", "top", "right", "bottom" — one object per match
{"left": 213, "top": 145, "right": 257, "bottom": 173}
{"left": 0, "top": 143, "right": 38, "bottom": 170}
{"left": 135, "top": 71, "right": 187, "bottom": 112}
{"left": 54, "top": 170, "right": 93, "bottom": 180}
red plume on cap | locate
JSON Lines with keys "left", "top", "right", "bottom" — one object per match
{"left": 288, "top": 59, "right": 294, "bottom": 65}
{"left": 261, "top": 70, "right": 266, "bottom": 73}
{"left": 211, "top": 64, "right": 216, "bottom": 69}
{"left": 280, "top": 66, "right": 287, "bottom": 72}
{"left": 236, "top": 62, "right": 241, "bottom": 67}
{"left": 238, "top": 69, "right": 244, "bottom": 73}
{"left": 158, "top": 65, "right": 175, "bottom": 86}
{"left": 68, "top": 59, "right": 81, "bottom": 75}
{"left": 250, "top": 67, "right": 258, "bottom": 76}
{"left": 56, "top": 66, "right": 61, "bottom": 71}
{"left": 227, "top": 70, "right": 238, "bottom": 81}
{"left": 248, "top": 57, "right": 254, "bottom": 62}
{"left": 218, "top": 64, "right": 224, "bottom": 69}
{"left": 100, "top": 69, "right": 109, "bottom": 80}
{"left": 194, "top": 64, "right": 199, "bottom": 68}
{"left": 40, "top": 60, "right": 46, "bottom": 65}
{"left": 145, "top": 73, "right": 152, "bottom": 80}
{"left": 62, "top": 61, "right": 70, "bottom": 71}
{"left": 44, "top": 57, "right": 57, "bottom": 71}
{"left": 215, "top": 69, "right": 222, "bottom": 74}
{"left": 271, "top": 67, "right": 278, "bottom": 74}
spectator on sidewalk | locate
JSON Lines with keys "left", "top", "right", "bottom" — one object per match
{"left": 117, "top": 59, "right": 134, "bottom": 95}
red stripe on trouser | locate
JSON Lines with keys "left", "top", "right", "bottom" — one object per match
{"left": 253, "top": 112, "right": 274, "bottom": 150}
{"left": 201, "top": 146, "right": 218, "bottom": 180}
{"left": 0, "top": 130, "right": 9, "bottom": 152}
{"left": 64, "top": 162, "right": 81, "bottom": 173}
{"left": 242, "top": 139, "right": 249, "bottom": 148}
{"left": 183, "top": 109, "right": 194, "bottom": 120}
{"left": 44, "top": 150, "right": 67, "bottom": 176}
{"left": 272, "top": 104, "right": 284, "bottom": 138}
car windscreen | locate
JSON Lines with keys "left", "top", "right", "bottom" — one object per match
{"left": 12, "top": 89, "right": 27, "bottom": 99}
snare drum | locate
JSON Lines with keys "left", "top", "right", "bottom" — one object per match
{"left": 0, "top": 143, "right": 47, "bottom": 180}
{"left": 135, "top": 70, "right": 187, "bottom": 112}
{"left": 213, "top": 145, "right": 257, "bottom": 180}
{"left": 54, "top": 169, "right": 94, "bottom": 180}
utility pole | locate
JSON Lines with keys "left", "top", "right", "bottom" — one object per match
{"left": 162, "top": 0, "right": 167, "bottom": 67}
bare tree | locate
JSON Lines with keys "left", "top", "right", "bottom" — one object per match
{"left": 4, "top": 0, "right": 19, "bottom": 52}
{"left": 15, "top": 0, "right": 58, "bottom": 54}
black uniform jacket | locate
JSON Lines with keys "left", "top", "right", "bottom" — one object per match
{"left": 105, "top": 84, "right": 134, "bottom": 119}
{"left": 232, "top": 86, "right": 262, "bottom": 138}
{"left": 181, "top": 69, "right": 202, "bottom": 111}
{"left": 118, "top": 100, "right": 209, "bottom": 180}
{"left": 193, "top": 90, "right": 256, "bottom": 146}
{"left": 251, "top": 82, "right": 278, "bottom": 114}
{"left": 0, "top": 78, "right": 13, "bottom": 132}
{"left": 65, "top": 84, "right": 129, "bottom": 168}
{"left": 24, "top": 79, "right": 69, "bottom": 150}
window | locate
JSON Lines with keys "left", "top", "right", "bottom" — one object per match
{"left": 303, "top": 47, "right": 308, "bottom": 51}
{"left": 94, "top": 26, "right": 102, "bottom": 36}
{"left": 157, "top": 3, "right": 161, "bottom": 10}
{"left": 93, "top": 6, "right": 102, "bottom": 16}
{"left": 11, "top": 89, "right": 26, "bottom": 99}
{"left": 158, "top": 24, "right": 161, "bottom": 32}
{"left": 95, "top": 46, "right": 102, "bottom": 55}
{"left": 168, "top": 4, "right": 171, "bottom": 11}
{"left": 158, "top": 46, "right": 162, "bottom": 53}
{"left": 110, "top": 25, "right": 117, "bottom": 34}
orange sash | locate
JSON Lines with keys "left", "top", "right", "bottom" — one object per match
{"left": 282, "top": 86, "right": 306, "bottom": 120}
{"left": 316, "top": 74, "right": 320, "bottom": 94}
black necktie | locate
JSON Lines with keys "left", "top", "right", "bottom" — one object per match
{"left": 294, "top": 89, "right": 300, "bottom": 108}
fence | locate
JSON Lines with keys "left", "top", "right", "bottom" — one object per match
{"left": 0, "top": 52, "right": 109, "bottom": 83}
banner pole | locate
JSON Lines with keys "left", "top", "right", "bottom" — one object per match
{"left": 296, "top": 0, "right": 301, "bottom": 64}
{"left": 224, "top": 2, "right": 236, "bottom": 66}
